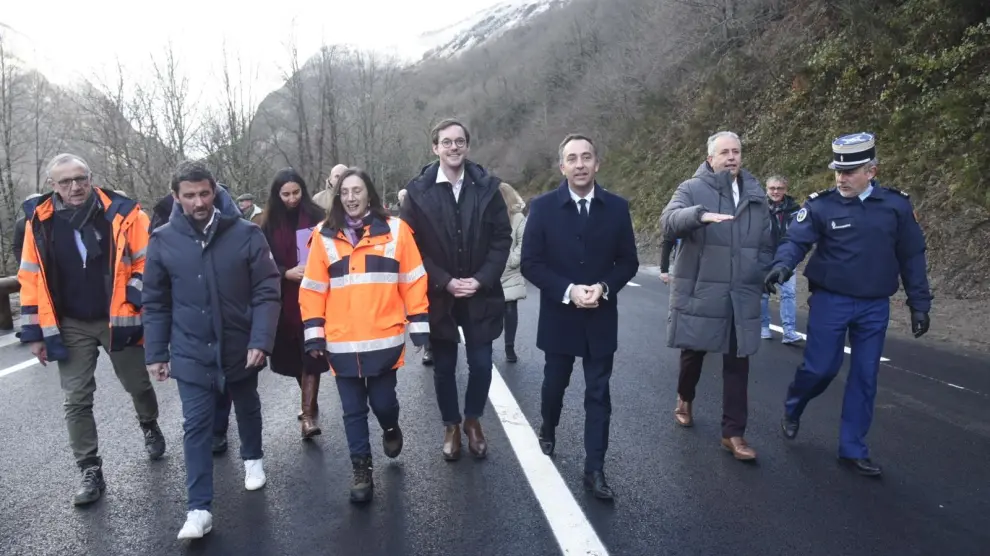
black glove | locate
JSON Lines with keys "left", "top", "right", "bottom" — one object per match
{"left": 911, "top": 310, "right": 930, "bottom": 338}
{"left": 764, "top": 266, "right": 793, "bottom": 294}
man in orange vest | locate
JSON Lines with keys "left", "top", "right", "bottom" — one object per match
{"left": 18, "top": 153, "right": 164, "bottom": 507}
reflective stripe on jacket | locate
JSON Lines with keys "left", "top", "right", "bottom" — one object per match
{"left": 18, "top": 188, "right": 150, "bottom": 361}
{"left": 299, "top": 215, "right": 429, "bottom": 378}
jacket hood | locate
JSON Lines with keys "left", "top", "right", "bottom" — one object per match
{"left": 692, "top": 161, "right": 761, "bottom": 194}
{"left": 168, "top": 183, "right": 242, "bottom": 222}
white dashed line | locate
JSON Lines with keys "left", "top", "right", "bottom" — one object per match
{"left": 0, "top": 358, "right": 38, "bottom": 378}
{"left": 767, "top": 324, "right": 891, "bottom": 362}
{"left": 626, "top": 281, "right": 640, "bottom": 287}
{"left": 0, "top": 333, "right": 21, "bottom": 349}
{"left": 459, "top": 327, "right": 609, "bottom": 555}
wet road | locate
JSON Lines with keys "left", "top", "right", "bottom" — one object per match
{"left": 0, "top": 269, "right": 987, "bottom": 555}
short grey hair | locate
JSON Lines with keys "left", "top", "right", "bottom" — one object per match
{"left": 706, "top": 131, "right": 741, "bottom": 156}
{"left": 46, "top": 153, "right": 91, "bottom": 180}
{"left": 766, "top": 175, "right": 789, "bottom": 187}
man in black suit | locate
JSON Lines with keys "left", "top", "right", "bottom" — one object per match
{"left": 521, "top": 133, "right": 639, "bottom": 500}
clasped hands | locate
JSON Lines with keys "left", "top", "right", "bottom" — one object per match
{"left": 570, "top": 283, "right": 604, "bottom": 309}
{"left": 446, "top": 277, "right": 481, "bottom": 298}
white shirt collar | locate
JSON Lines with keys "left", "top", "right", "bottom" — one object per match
{"left": 569, "top": 186, "right": 594, "bottom": 203}
{"left": 436, "top": 166, "right": 465, "bottom": 187}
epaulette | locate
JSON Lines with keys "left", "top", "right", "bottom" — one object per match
{"left": 807, "top": 188, "right": 835, "bottom": 201}
{"left": 884, "top": 186, "right": 910, "bottom": 198}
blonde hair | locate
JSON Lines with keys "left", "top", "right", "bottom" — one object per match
{"left": 498, "top": 182, "right": 525, "bottom": 216}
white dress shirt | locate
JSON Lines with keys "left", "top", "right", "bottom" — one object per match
{"left": 732, "top": 178, "right": 740, "bottom": 207}
{"left": 437, "top": 166, "right": 466, "bottom": 202}
{"left": 563, "top": 186, "right": 596, "bottom": 303}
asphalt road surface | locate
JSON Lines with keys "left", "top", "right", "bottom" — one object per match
{"left": 1, "top": 270, "right": 987, "bottom": 556}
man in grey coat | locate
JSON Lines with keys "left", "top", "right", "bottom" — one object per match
{"left": 143, "top": 160, "right": 281, "bottom": 540}
{"left": 660, "top": 131, "right": 774, "bottom": 461}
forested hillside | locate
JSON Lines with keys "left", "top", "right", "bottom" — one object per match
{"left": 2, "top": 0, "right": 988, "bottom": 298}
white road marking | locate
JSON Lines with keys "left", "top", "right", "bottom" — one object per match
{"left": 0, "top": 358, "right": 38, "bottom": 378}
{"left": 767, "top": 324, "right": 891, "bottom": 362}
{"left": 626, "top": 281, "right": 641, "bottom": 287}
{"left": 0, "top": 333, "right": 20, "bottom": 349}
{"left": 459, "top": 326, "right": 609, "bottom": 555}
{"left": 488, "top": 366, "right": 609, "bottom": 556}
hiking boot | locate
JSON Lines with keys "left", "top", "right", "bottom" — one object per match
{"left": 141, "top": 420, "right": 166, "bottom": 460}
{"left": 350, "top": 455, "right": 373, "bottom": 503}
{"left": 72, "top": 460, "right": 105, "bottom": 506}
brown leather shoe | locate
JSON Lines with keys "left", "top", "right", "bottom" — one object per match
{"left": 463, "top": 418, "right": 488, "bottom": 459}
{"left": 674, "top": 396, "right": 693, "bottom": 427}
{"left": 721, "top": 437, "right": 756, "bottom": 461}
{"left": 442, "top": 424, "right": 462, "bottom": 461}
{"left": 300, "top": 374, "right": 322, "bottom": 439}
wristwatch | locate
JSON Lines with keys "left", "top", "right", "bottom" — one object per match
{"left": 597, "top": 281, "right": 610, "bottom": 301}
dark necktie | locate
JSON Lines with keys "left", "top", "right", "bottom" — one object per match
{"left": 578, "top": 198, "right": 588, "bottom": 224}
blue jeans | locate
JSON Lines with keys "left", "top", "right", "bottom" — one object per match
{"left": 176, "top": 373, "right": 264, "bottom": 512}
{"left": 761, "top": 274, "right": 797, "bottom": 337}
{"left": 335, "top": 371, "right": 400, "bottom": 457}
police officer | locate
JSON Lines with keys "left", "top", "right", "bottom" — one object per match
{"left": 764, "top": 132, "right": 932, "bottom": 477}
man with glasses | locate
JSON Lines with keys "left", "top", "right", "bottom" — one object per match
{"left": 18, "top": 153, "right": 165, "bottom": 506}
{"left": 400, "top": 118, "right": 512, "bottom": 461}
{"left": 761, "top": 175, "right": 802, "bottom": 344}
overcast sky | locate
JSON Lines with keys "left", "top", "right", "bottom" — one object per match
{"left": 4, "top": 0, "right": 505, "bottom": 108}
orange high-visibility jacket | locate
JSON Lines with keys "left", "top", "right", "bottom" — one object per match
{"left": 299, "top": 215, "right": 430, "bottom": 378}
{"left": 18, "top": 188, "right": 151, "bottom": 361}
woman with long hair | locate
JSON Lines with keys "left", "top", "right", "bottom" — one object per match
{"left": 498, "top": 183, "right": 527, "bottom": 363}
{"left": 299, "top": 167, "right": 429, "bottom": 503}
{"left": 258, "top": 168, "right": 330, "bottom": 438}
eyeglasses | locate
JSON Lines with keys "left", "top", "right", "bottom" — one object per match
{"left": 54, "top": 175, "right": 91, "bottom": 187}
{"left": 440, "top": 138, "right": 467, "bottom": 149}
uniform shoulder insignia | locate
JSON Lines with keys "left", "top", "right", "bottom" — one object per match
{"left": 807, "top": 188, "right": 834, "bottom": 201}
{"left": 885, "top": 186, "right": 910, "bottom": 197}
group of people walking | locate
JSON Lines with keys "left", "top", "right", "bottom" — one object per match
{"left": 15, "top": 117, "right": 932, "bottom": 541}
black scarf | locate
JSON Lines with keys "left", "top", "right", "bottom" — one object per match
{"left": 54, "top": 191, "right": 103, "bottom": 262}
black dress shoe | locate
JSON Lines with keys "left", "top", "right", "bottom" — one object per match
{"left": 212, "top": 434, "right": 228, "bottom": 455}
{"left": 583, "top": 471, "right": 614, "bottom": 500}
{"left": 838, "top": 457, "right": 882, "bottom": 477}
{"left": 505, "top": 345, "right": 518, "bottom": 363}
{"left": 781, "top": 415, "right": 800, "bottom": 440}
{"left": 538, "top": 424, "right": 555, "bottom": 456}
{"left": 421, "top": 348, "right": 433, "bottom": 366}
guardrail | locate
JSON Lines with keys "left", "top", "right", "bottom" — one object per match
{"left": 0, "top": 276, "right": 19, "bottom": 331}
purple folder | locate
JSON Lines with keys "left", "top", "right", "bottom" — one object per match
{"left": 296, "top": 227, "right": 314, "bottom": 264}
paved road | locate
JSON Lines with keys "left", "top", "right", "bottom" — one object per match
{"left": 0, "top": 271, "right": 987, "bottom": 555}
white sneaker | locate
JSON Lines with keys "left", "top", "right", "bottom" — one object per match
{"left": 244, "top": 458, "right": 266, "bottom": 490}
{"left": 177, "top": 509, "right": 213, "bottom": 540}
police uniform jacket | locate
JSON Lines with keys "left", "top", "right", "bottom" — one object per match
{"left": 772, "top": 182, "right": 932, "bottom": 313}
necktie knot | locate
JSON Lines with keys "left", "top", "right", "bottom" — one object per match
{"left": 578, "top": 198, "right": 588, "bottom": 215}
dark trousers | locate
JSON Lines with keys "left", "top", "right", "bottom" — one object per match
{"left": 541, "top": 351, "right": 614, "bottom": 474}
{"left": 677, "top": 325, "right": 750, "bottom": 438}
{"left": 784, "top": 290, "right": 889, "bottom": 459}
{"left": 214, "top": 388, "right": 233, "bottom": 436}
{"left": 431, "top": 305, "right": 493, "bottom": 425}
{"left": 335, "top": 371, "right": 400, "bottom": 457}
{"left": 504, "top": 300, "right": 518, "bottom": 347}
{"left": 176, "top": 373, "right": 264, "bottom": 512}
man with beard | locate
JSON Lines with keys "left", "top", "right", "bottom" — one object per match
{"left": 143, "top": 160, "right": 281, "bottom": 539}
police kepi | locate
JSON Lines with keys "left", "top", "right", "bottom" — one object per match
{"left": 764, "top": 132, "right": 932, "bottom": 477}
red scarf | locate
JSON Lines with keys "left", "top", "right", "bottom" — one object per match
{"left": 269, "top": 208, "right": 319, "bottom": 334}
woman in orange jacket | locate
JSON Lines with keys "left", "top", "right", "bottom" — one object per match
{"left": 298, "top": 167, "right": 429, "bottom": 503}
